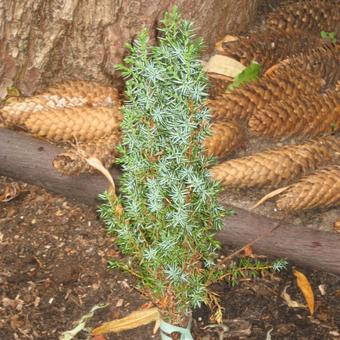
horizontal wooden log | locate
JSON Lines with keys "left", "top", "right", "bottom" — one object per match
{"left": 0, "top": 127, "right": 120, "bottom": 204}
{"left": 1, "top": 127, "right": 340, "bottom": 274}
{"left": 216, "top": 208, "right": 340, "bottom": 275}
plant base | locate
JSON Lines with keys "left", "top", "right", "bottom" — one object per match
{"left": 160, "top": 314, "right": 193, "bottom": 340}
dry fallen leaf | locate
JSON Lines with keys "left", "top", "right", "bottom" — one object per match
{"left": 60, "top": 304, "right": 108, "bottom": 340}
{"left": 318, "top": 284, "right": 326, "bottom": 296}
{"left": 243, "top": 245, "right": 253, "bottom": 257}
{"left": 203, "top": 55, "right": 245, "bottom": 78}
{"left": 153, "top": 319, "right": 160, "bottom": 335}
{"left": 265, "top": 328, "right": 273, "bottom": 340}
{"left": 333, "top": 219, "right": 340, "bottom": 232}
{"left": 92, "top": 336, "right": 106, "bottom": 340}
{"left": 92, "top": 307, "right": 160, "bottom": 336}
{"left": 251, "top": 186, "right": 289, "bottom": 209}
{"left": 215, "top": 35, "right": 239, "bottom": 52}
{"left": 86, "top": 157, "right": 117, "bottom": 198}
{"left": 0, "top": 183, "right": 21, "bottom": 203}
{"left": 115, "top": 299, "right": 124, "bottom": 307}
{"left": 293, "top": 269, "right": 315, "bottom": 315}
{"left": 281, "top": 285, "right": 306, "bottom": 309}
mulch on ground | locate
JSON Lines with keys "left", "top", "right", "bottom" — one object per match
{"left": 1, "top": 176, "right": 339, "bottom": 340}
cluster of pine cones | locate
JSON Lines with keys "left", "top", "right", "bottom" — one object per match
{"left": 207, "top": 0, "right": 340, "bottom": 213}
{"left": 1, "top": 81, "right": 123, "bottom": 175}
{"left": 0, "top": 0, "right": 339, "bottom": 214}
{"left": 0, "top": 80, "right": 243, "bottom": 175}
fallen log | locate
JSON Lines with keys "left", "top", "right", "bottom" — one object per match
{"left": 0, "top": 127, "right": 120, "bottom": 204}
{"left": 1, "top": 127, "right": 340, "bottom": 274}
{"left": 216, "top": 208, "right": 340, "bottom": 275}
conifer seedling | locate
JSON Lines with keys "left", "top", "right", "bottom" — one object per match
{"left": 99, "top": 7, "right": 287, "bottom": 337}
{"left": 100, "top": 6, "right": 224, "bottom": 326}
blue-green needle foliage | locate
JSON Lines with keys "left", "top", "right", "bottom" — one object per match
{"left": 99, "top": 8, "right": 225, "bottom": 319}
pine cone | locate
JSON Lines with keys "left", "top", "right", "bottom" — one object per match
{"left": 334, "top": 218, "right": 340, "bottom": 231}
{"left": 53, "top": 133, "right": 121, "bottom": 175}
{"left": 208, "top": 74, "right": 232, "bottom": 98}
{"left": 208, "top": 42, "right": 339, "bottom": 122}
{"left": 276, "top": 165, "right": 340, "bottom": 211}
{"left": 265, "top": 43, "right": 340, "bottom": 92}
{"left": 220, "top": 28, "right": 323, "bottom": 70}
{"left": 1, "top": 97, "right": 49, "bottom": 126}
{"left": 0, "top": 81, "right": 120, "bottom": 127}
{"left": 204, "top": 121, "right": 244, "bottom": 158}
{"left": 248, "top": 91, "right": 340, "bottom": 139}
{"left": 24, "top": 106, "right": 122, "bottom": 142}
{"left": 207, "top": 64, "right": 322, "bottom": 122}
{"left": 208, "top": 43, "right": 339, "bottom": 122}
{"left": 42, "top": 80, "right": 120, "bottom": 107}
{"left": 265, "top": 0, "right": 340, "bottom": 36}
{"left": 209, "top": 136, "right": 340, "bottom": 188}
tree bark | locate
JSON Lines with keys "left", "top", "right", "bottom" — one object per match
{"left": 0, "top": 0, "right": 259, "bottom": 99}
{"left": 1, "top": 127, "right": 340, "bottom": 275}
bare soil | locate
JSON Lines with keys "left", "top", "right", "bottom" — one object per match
{"left": 1, "top": 176, "right": 339, "bottom": 340}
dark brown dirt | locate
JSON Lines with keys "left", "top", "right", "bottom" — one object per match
{"left": 1, "top": 176, "right": 339, "bottom": 340}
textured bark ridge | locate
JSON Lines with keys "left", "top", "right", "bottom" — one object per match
{"left": 277, "top": 165, "right": 340, "bottom": 211}
{"left": 0, "top": 0, "right": 260, "bottom": 99}
{"left": 210, "top": 136, "right": 340, "bottom": 189}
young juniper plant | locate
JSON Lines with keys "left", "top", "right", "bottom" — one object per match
{"left": 100, "top": 7, "right": 224, "bottom": 325}
{"left": 99, "top": 7, "right": 287, "bottom": 336}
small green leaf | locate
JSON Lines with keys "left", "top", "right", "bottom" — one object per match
{"left": 6, "top": 86, "right": 20, "bottom": 97}
{"left": 320, "top": 31, "right": 337, "bottom": 43}
{"left": 330, "top": 122, "right": 337, "bottom": 132}
{"left": 224, "top": 208, "right": 236, "bottom": 217}
{"left": 227, "top": 61, "right": 262, "bottom": 92}
{"left": 108, "top": 260, "right": 119, "bottom": 269}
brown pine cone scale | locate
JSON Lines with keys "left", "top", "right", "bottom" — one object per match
{"left": 24, "top": 106, "right": 122, "bottom": 142}
{"left": 220, "top": 28, "right": 323, "bottom": 71}
{"left": 207, "top": 69, "right": 322, "bottom": 122}
{"left": 41, "top": 80, "right": 120, "bottom": 107}
{"left": 248, "top": 91, "right": 340, "bottom": 139}
{"left": 210, "top": 136, "right": 340, "bottom": 188}
{"left": 204, "top": 121, "right": 244, "bottom": 158}
{"left": 0, "top": 81, "right": 120, "bottom": 127}
{"left": 277, "top": 165, "right": 340, "bottom": 211}
{"left": 264, "top": 43, "right": 340, "bottom": 92}
{"left": 1, "top": 97, "right": 47, "bottom": 126}
{"left": 208, "top": 43, "right": 339, "bottom": 122}
{"left": 265, "top": 0, "right": 340, "bottom": 36}
{"left": 53, "top": 133, "right": 121, "bottom": 175}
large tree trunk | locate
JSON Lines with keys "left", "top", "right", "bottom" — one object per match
{"left": 0, "top": 0, "right": 259, "bottom": 99}
{"left": 1, "top": 127, "right": 340, "bottom": 275}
